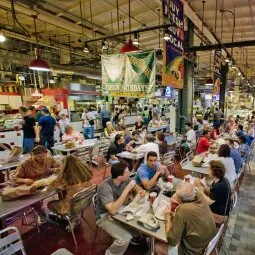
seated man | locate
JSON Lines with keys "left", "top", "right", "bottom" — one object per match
{"left": 132, "top": 134, "right": 160, "bottom": 161}
{"left": 155, "top": 182, "right": 216, "bottom": 255}
{"left": 126, "top": 130, "right": 142, "bottom": 148}
{"left": 13, "top": 145, "right": 61, "bottom": 186}
{"left": 96, "top": 162, "right": 146, "bottom": 255}
{"left": 136, "top": 151, "right": 169, "bottom": 191}
{"left": 106, "top": 134, "right": 126, "bottom": 165}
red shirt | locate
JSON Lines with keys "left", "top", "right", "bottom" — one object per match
{"left": 196, "top": 136, "right": 211, "bottom": 154}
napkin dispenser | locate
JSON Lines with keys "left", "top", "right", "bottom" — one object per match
{"left": 192, "top": 155, "right": 204, "bottom": 167}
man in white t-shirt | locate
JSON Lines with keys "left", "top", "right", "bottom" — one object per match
{"left": 132, "top": 134, "right": 160, "bottom": 162}
{"left": 82, "top": 108, "right": 96, "bottom": 139}
{"left": 185, "top": 122, "right": 196, "bottom": 149}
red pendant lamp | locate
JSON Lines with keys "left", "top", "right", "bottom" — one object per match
{"left": 120, "top": 39, "right": 139, "bottom": 53}
{"left": 29, "top": 15, "right": 50, "bottom": 72}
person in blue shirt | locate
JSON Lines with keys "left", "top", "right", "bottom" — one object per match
{"left": 135, "top": 151, "right": 169, "bottom": 190}
{"left": 225, "top": 139, "right": 243, "bottom": 174}
{"left": 236, "top": 124, "right": 245, "bottom": 137}
{"left": 38, "top": 108, "right": 56, "bottom": 151}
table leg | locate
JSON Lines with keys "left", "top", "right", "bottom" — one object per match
{"left": 6, "top": 169, "right": 10, "bottom": 181}
{"left": 150, "top": 237, "right": 155, "bottom": 255}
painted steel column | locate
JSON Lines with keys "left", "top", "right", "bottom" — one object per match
{"left": 219, "top": 64, "right": 228, "bottom": 112}
{"left": 177, "top": 19, "right": 194, "bottom": 133}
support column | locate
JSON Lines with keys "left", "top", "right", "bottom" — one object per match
{"left": 177, "top": 19, "right": 194, "bottom": 133}
{"left": 219, "top": 64, "right": 228, "bottom": 112}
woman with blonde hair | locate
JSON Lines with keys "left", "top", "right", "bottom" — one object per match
{"left": 47, "top": 154, "right": 93, "bottom": 215}
{"left": 104, "top": 121, "right": 117, "bottom": 138}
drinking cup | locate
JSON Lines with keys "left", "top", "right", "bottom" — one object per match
{"left": 168, "top": 175, "right": 174, "bottom": 183}
{"left": 149, "top": 192, "right": 157, "bottom": 204}
{"left": 184, "top": 175, "right": 190, "bottom": 182}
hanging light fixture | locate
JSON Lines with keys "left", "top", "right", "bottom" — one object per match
{"left": 163, "top": 29, "right": 170, "bottom": 41}
{"left": 120, "top": 0, "right": 139, "bottom": 53}
{"left": 83, "top": 42, "right": 89, "bottom": 53}
{"left": 0, "top": 31, "right": 6, "bottom": 42}
{"left": 205, "top": 77, "right": 214, "bottom": 86}
{"left": 29, "top": 16, "right": 50, "bottom": 71}
{"left": 102, "top": 40, "right": 108, "bottom": 50}
{"left": 133, "top": 32, "right": 139, "bottom": 45}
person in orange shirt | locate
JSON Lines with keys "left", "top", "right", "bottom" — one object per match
{"left": 197, "top": 130, "right": 211, "bottom": 154}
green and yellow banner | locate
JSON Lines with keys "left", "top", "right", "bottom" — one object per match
{"left": 101, "top": 51, "right": 155, "bottom": 98}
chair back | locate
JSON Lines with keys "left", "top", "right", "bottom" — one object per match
{"left": 231, "top": 190, "right": 237, "bottom": 211}
{"left": 186, "top": 151, "right": 194, "bottom": 161}
{"left": 92, "top": 193, "right": 97, "bottom": 214}
{"left": 70, "top": 184, "right": 97, "bottom": 215}
{"left": 180, "top": 157, "right": 189, "bottom": 168}
{"left": 161, "top": 151, "right": 175, "bottom": 166}
{"left": 74, "top": 147, "right": 93, "bottom": 164}
{"left": 0, "top": 227, "right": 26, "bottom": 255}
{"left": 203, "top": 224, "right": 225, "bottom": 255}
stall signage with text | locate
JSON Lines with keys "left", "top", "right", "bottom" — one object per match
{"left": 162, "top": 0, "right": 184, "bottom": 89}
{"left": 101, "top": 51, "right": 155, "bottom": 98}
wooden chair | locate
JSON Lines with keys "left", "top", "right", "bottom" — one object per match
{"left": 0, "top": 227, "right": 26, "bottom": 255}
{"left": 48, "top": 184, "right": 97, "bottom": 246}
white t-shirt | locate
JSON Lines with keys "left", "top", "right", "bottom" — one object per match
{"left": 82, "top": 112, "right": 95, "bottom": 127}
{"left": 186, "top": 129, "right": 196, "bottom": 147}
{"left": 135, "top": 142, "right": 160, "bottom": 162}
{"left": 218, "top": 157, "right": 237, "bottom": 186}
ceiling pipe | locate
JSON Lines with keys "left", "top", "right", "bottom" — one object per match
{"left": 185, "top": 40, "right": 255, "bottom": 52}
{"left": 82, "top": 23, "right": 176, "bottom": 43}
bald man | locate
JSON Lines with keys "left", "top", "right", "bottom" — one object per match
{"left": 155, "top": 183, "right": 216, "bottom": 255}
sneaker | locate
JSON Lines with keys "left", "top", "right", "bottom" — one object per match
{"left": 130, "top": 236, "right": 143, "bottom": 246}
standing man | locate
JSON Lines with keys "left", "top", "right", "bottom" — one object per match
{"left": 38, "top": 108, "right": 56, "bottom": 151}
{"left": 101, "top": 106, "right": 111, "bottom": 129}
{"left": 96, "top": 162, "right": 146, "bottom": 255}
{"left": 19, "top": 106, "right": 39, "bottom": 153}
{"left": 82, "top": 107, "right": 95, "bottom": 139}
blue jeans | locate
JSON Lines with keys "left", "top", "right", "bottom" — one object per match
{"left": 83, "top": 126, "right": 94, "bottom": 139}
{"left": 23, "top": 138, "right": 35, "bottom": 153}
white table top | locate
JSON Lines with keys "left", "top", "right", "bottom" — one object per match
{"left": 165, "top": 136, "right": 177, "bottom": 146}
{"left": 52, "top": 139, "right": 98, "bottom": 152}
{"left": 116, "top": 151, "right": 145, "bottom": 160}
{"left": 181, "top": 160, "right": 208, "bottom": 175}
{"left": 0, "top": 154, "right": 29, "bottom": 171}
{"left": 148, "top": 125, "right": 168, "bottom": 133}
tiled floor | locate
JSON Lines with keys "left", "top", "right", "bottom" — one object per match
{"left": 8, "top": 156, "right": 255, "bottom": 255}
{"left": 221, "top": 158, "right": 255, "bottom": 255}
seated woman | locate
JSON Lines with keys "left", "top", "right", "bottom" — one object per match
{"left": 13, "top": 145, "right": 61, "bottom": 186}
{"left": 140, "top": 127, "right": 148, "bottom": 144}
{"left": 47, "top": 154, "right": 92, "bottom": 215}
{"left": 134, "top": 116, "right": 144, "bottom": 131}
{"left": 62, "top": 125, "right": 85, "bottom": 144}
{"left": 196, "top": 160, "right": 232, "bottom": 225}
{"left": 104, "top": 121, "right": 117, "bottom": 139}
{"left": 115, "top": 118, "right": 126, "bottom": 134}
{"left": 158, "top": 116, "right": 167, "bottom": 126}
{"left": 148, "top": 116, "right": 159, "bottom": 127}
{"left": 156, "top": 131, "right": 168, "bottom": 156}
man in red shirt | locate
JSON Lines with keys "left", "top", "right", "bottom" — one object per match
{"left": 196, "top": 130, "right": 211, "bottom": 154}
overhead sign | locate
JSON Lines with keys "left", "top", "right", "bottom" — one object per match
{"left": 162, "top": 0, "right": 184, "bottom": 89}
{"left": 101, "top": 51, "right": 155, "bottom": 98}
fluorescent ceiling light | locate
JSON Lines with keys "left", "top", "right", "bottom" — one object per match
{"left": 0, "top": 32, "right": 6, "bottom": 42}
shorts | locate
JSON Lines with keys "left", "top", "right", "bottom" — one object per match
{"left": 168, "top": 245, "right": 178, "bottom": 255}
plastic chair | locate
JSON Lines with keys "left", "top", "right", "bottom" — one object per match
{"left": 203, "top": 224, "right": 225, "bottom": 255}
{"left": 180, "top": 157, "right": 189, "bottom": 169}
{"left": 48, "top": 184, "right": 97, "bottom": 246}
{"left": 0, "top": 226, "right": 26, "bottom": 255}
{"left": 243, "top": 149, "right": 253, "bottom": 175}
{"left": 161, "top": 151, "right": 176, "bottom": 175}
{"left": 186, "top": 151, "right": 195, "bottom": 161}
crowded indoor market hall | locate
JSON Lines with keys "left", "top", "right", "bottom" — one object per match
{"left": 0, "top": 0, "right": 254, "bottom": 254}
